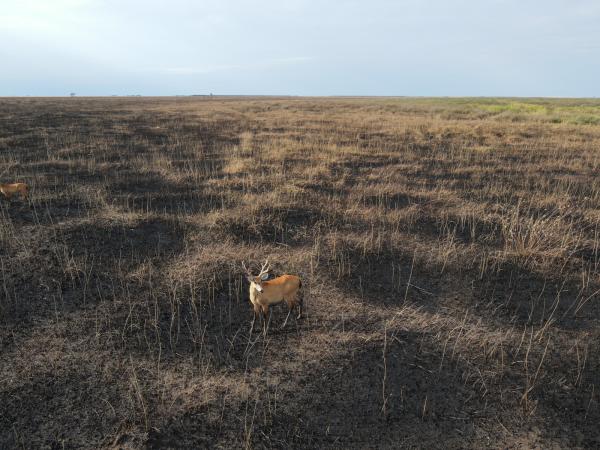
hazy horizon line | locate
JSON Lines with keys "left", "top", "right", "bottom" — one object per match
{"left": 2, "top": 94, "right": 599, "bottom": 99}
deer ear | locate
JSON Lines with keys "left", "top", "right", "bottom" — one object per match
{"left": 260, "top": 272, "right": 270, "bottom": 281}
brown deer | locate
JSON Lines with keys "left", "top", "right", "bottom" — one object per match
{"left": 242, "top": 259, "right": 303, "bottom": 334}
{"left": 0, "top": 183, "right": 29, "bottom": 201}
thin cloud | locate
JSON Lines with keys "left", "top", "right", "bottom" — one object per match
{"left": 159, "top": 57, "right": 314, "bottom": 75}
{"left": 1, "top": 0, "right": 599, "bottom": 95}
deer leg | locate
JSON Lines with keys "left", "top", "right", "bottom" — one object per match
{"left": 267, "top": 309, "right": 273, "bottom": 334}
{"left": 281, "top": 298, "right": 293, "bottom": 329}
{"left": 281, "top": 307, "right": 292, "bottom": 329}
{"left": 250, "top": 304, "right": 260, "bottom": 333}
{"left": 296, "top": 295, "right": 303, "bottom": 320}
{"left": 262, "top": 306, "right": 270, "bottom": 336}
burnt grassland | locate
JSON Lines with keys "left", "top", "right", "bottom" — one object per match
{"left": 0, "top": 96, "right": 599, "bottom": 449}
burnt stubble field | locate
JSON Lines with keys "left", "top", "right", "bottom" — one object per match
{"left": 1, "top": 96, "right": 599, "bottom": 449}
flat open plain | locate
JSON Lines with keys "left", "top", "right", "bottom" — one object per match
{"left": 1, "top": 97, "right": 599, "bottom": 448}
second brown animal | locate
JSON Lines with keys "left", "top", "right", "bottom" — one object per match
{"left": 0, "top": 183, "right": 29, "bottom": 200}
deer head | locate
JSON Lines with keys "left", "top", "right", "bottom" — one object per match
{"left": 242, "top": 259, "right": 271, "bottom": 292}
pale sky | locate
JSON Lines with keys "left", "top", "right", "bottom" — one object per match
{"left": 1, "top": 0, "right": 599, "bottom": 96}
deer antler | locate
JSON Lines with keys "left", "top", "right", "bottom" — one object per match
{"left": 257, "top": 259, "right": 271, "bottom": 278}
{"left": 242, "top": 261, "right": 253, "bottom": 276}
